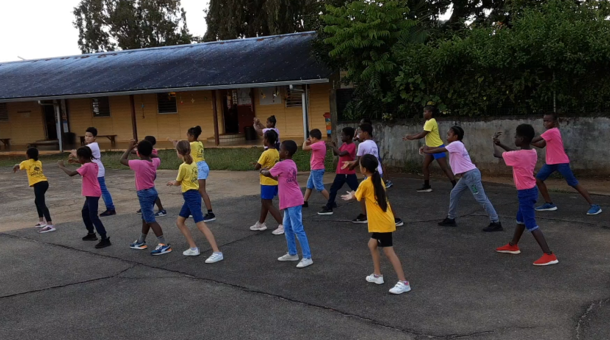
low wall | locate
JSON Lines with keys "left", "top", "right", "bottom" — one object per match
{"left": 336, "top": 116, "right": 610, "bottom": 176}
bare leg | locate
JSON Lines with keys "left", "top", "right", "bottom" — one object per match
{"left": 148, "top": 222, "right": 164, "bottom": 238}
{"left": 263, "top": 199, "right": 283, "bottom": 225}
{"left": 368, "top": 238, "right": 382, "bottom": 275}
{"left": 195, "top": 221, "right": 220, "bottom": 252}
{"left": 175, "top": 217, "right": 196, "bottom": 248}
{"left": 141, "top": 220, "right": 151, "bottom": 235}
{"left": 259, "top": 198, "right": 269, "bottom": 224}
{"left": 423, "top": 154, "right": 434, "bottom": 181}
{"left": 155, "top": 197, "right": 164, "bottom": 211}
{"left": 573, "top": 184, "right": 594, "bottom": 205}
{"left": 531, "top": 229, "right": 552, "bottom": 254}
{"left": 436, "top": 157, "right": 455, "bottom": 182}
{"left": 360, "top": 199, "right": 367, "bottom": 215}
{"left": 303, "top": 188, "right": 313, "bottom": 202}
{"left": 383, "top": 247, "right": 407, "bottom": 282}
{"left": 381, "top": 163, "right": 391, "bottom": 181}
{"left": 198, "top": 179, "right": 213, "bottom": 211}
{"left": 510, "top": 224, "right": 526, "bottom": 246}
{"left": 536, "top": 179, "right": 553, "bottom": 203}
{"left": 320, "top": 189, "right": 330, "bottom": 200}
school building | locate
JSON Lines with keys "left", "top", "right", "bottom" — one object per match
{"left": 0, "top": 32, "right": 337, "bottom": 152}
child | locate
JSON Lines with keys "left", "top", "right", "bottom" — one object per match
{"left": 121, "top": 140, "right": 171, "bottom": 256}
{"left": 492, "top": 125, "right": 558, "bottom": 266}
{"left": 261, "top": 140, "right": 313, "bottom": 269}
{"left": 167, "top": 141, "right": 223, "bottom": 262}
{"left": 318, "top": 127, "right": 359, "bottom": 215}
{"left": 58, "top": 147, "right": 111, "bottom": 249}
{"left": 360, "top": 118, "right": 393, "bottom": 188}
{"left": 254, "top": 115, "right": 280, "bottom": 149}
{"left": 341, "top": 154, "right": 411, "bottom": 295}
{"left": 13, "top": 148, "right": 55, "bottom": 233}
{"left": 532, "top": 113, "right": 602, "bottom": 215}
{"left": 403, "top": 105, "right": 456, "bottom": 192}
{"left": 250, "top": 130, "right": 284, "bottom": 235}
{"left": 344, "top": 124, "right": 404, "bottom": 227}
{"left": 423, "top": 126, "right": 502, "bottom": 232}
{"left": 302, "top": 129, "right": 330, "bottom": 207}
{"left": 71, "top": 127, "right": 116, "bottom": 216}
{"left": 186, "top": 126, "right": 215, "bottom": 222}
{"left": 133, "top": 136, "right": 166, "bottom": 216}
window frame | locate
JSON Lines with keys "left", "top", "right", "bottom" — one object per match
{"left": 157, "top": 93, "right": 178, "bottom": 114}
{"left": 91, "top": 97, "right": 111, "bottom": 117}
{"left": 285, "top": 85, "right": 304, "bottom": 108}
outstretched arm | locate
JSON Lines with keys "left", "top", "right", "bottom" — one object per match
{"left": 423, "top": 146, "right": 448, "bottom": 154}
{"left": 326, "top": 141, "right": 348, "bottom": 156}
{"left": 12, "top": 164, "right": 20, "bottom": 173}
{"left": 120, "top": 140, "right": 138, "bottom": 166}
{"left": 531, "top": 136, "right": 546, "bottom": 148}
{"left": 253, "top": 118, "right": 265, "bottom": 136}
{"left": 260, "top": 169, "right": 278, "bottom": 181}
{"left": 57, "top": 161, "right": 79, "bottom": 177}
{"left": 403, "top": 130, "right": 429, "bottom": 141}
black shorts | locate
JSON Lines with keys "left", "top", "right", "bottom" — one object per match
{"left": 371, "top": 232, "right": 393, "bottom": 247}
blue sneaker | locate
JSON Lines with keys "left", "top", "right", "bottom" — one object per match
{"left": 151, "top": 244, "right": 172, "bottom": 256}
{"left": 535, "top": 203, "right": 558, "bottom": 212}
{"left": 587, "top": 205, "right": 602, "bottom": 216}
{"left": 129, "top": 240, "right": 147, "bottom": 250}
{"left": 385, "top": 180, "right": 394, "bottom": 188}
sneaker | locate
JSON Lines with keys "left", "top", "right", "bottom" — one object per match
{"left": 272, "top": 225, "right": 285, "bottom": 235}
{"left": 151, "top": 244, "right": 172, "bottom": 256}
{"left": 155, "top": 210, "right": 167, "bottom": 217}
{"left": 82, "top": 233, "right": 98, "bottom": 241}
{"left": 183, "top": 248, "right": 200, "bottom": 256}
{"left": 331, "top": 202, "right": 338, "bottom": 209}
{"left": 296, "top": 258, "right": 313, "bottom": 268}
{"left": 318, "top": 207, "right": 334, "bottom": 215}
{"left": 249, "top": 221, "right": 267, "bottom": 231}
{"left": 99, "top": 209, "right": 116, "bottom": 217}
{"left": 203, "top": 213, "right": 216, "bottom": 222}
{"left": 352, "top": 214, "right": 368, "bottom": 224}
{"left": 533, "top": 253, "right": 559, "bottom": 266}
{"left": 389, "top": 281, "right": 412, "bottom": 295}
{"left": 385, "top": 180, "right": 394, "bottom": 188}
{"left": 535, "top": 203, "right": 557, "bottom": 212}
{"left": 482, "top": 222, "right": 504, "bottom": 232}
{"left": 136, "top": 209, "right": 142, "bottom": 215}
{"left": 95, "top": 237, "right": 112, "bottom": 249}
{"left": 395, "top": 218, "right": 404, "bottom": 227}
{"left": 438, "top": 218, "right": 457, "bottom": 227}
{"left": 205, "top": 252, "right": 224, "bottom": 263}
{"left": 277, "top": 253, "right": 300, "bottom": 262}
{"left": 34, "top": 222, "right": 46, "bottom": 228}
{"left": 38, "top": 225, "right": 56, "bottom": 234}
{"left": 129, "top": 240, "right": 148, "bottom": 250}
{"left": 417, "top": 185, "right": 432, "bottom": 193}
{"left": 587, "top": 205, "right": 602, "bottom": 216}
{"left": 496, "top": 243, "right": 521, "bottom": 254}
{"left": 366, "top": 274, "right": 384, "bottom": 285}
{"left": 302, "top": 201, "right": 309, "bottom": 208}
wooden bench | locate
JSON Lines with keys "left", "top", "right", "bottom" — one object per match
{"left": 80, "top": 135, "right": 117, "bottom": 147}
{"left": 0, "top": 138, "right": 9, "bottom": 149}
{"left": 27, "top": 140, "right": 59, "bottom": 149}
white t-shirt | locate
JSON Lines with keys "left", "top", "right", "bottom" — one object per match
{"left": 87, "top": 142, "right": 105, "bottom": 178}
{"left": 357, "top": 140, "right": 383, "bottom": 175}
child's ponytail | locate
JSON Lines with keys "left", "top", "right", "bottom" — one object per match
{"left": 360, "top": 154, "right": 388, "bottom": 212}
{"left": 176, "top": 140, "right": 193, "bottom": 164}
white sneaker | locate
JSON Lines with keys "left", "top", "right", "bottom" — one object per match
{"left": 366, "top": 274, "right": 384, "bottom": 285}
{"left": 277, "top": 253, "right": 300, "bottom": 262}
{"left": 272, "top": 225, "right": 285, "bottom": 235}
{"left": 250, "top": 222, "right": 267, "bottom": 231}
{"left": 389, "top": 281, "right": 412, "bottom": 295}
{"left": 34, "top": 222, "right": 46, "bottom": 228}
{"left": 205, "top": 252, "right": 224, "bottom": 264}
{"left": 38, "top": 225, "right": 56, "bottom": 234}
{"left": 296, "top": 258, "right": 313, "bottom": 268}
{"left": 183, "top": 248, "right": 200, "bottom": 256}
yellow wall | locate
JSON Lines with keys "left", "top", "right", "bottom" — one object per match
{"left": 0, "top": 102, "right": 46, "bottom": 145}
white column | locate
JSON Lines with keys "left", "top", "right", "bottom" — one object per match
{"left": 301, "top": 85, "right": 310, "bottom": 142}
{"left": 53, "top": 101, "right": 63, "bottom": 152}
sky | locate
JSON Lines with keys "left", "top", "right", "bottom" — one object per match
{"left": 0, "top": 0, "right": 209, "bottom": 63}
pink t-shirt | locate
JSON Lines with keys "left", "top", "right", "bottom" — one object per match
{"left": 269, "top": 159, "right": 304, "bottom": 210}
{"left": 309, "top": 141, "right": 326, "bottom": 170}
{"left": 128, "top": 158, "right": 161, "bottom": 191}
{"left": 445, "top": 141, "right": 476, "bottom": 175}
{"left": 77, "top": 162, "right": 102, "bottom": 197}
{"left": 336, "top": 143, "right": 357, "bottom": 175}
{"left": 502, "top": 149, "right": 537, "bottom": 190}
{"left": 541, "top": 128, "right": 570, "bottom": 165}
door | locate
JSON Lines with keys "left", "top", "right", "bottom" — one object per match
{"left": 221, "top": 90, "right": 239, "bottom": 134}
{"left": 236, "top": 88, "right": 255, "bottom": 132}
{"left": 43, "top": 105, "right": 57, "bottom": 140}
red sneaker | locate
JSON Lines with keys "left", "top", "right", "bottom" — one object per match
{"left": 533, "top": 253, "right": 558, "bottom": 266}
{"left": 496, "top": 243, "right": 521, "bottom": 254}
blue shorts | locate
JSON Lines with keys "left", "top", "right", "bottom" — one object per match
{"left": 536, "top": 163, "right": 578, "bottom": 187}
{"left": 516, "top": 187, "right": 539, "bottom": 231}
{"left": 432, "top": 144, "right": 447, "bottom": 159}
{"left": 307, "top": 169, "right": 325, "bottom": 191}
{"left": 197, "top": 161, "right": 210, "bottom": 180}
{"left": 179, "top": 190, "right": 204, "bottom": 223}
{"left": 137, "top": 188, "right": 158, "bottom": 223}
{"left": 261, "top": 185, "right": 278, "bottom": 200}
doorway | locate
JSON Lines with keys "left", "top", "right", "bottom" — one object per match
{"left": 43, "top": 105, "right": 57, "bottom": 140}
{"left": 221, "top": 90, "right": 239, "bottom": 134}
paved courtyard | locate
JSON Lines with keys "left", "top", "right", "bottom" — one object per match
{"left": 0, "top": 167, "right": 609, "bottom": 339}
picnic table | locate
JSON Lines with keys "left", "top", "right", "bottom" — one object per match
{"left": 0, "top": 138, "right": 9, "bottom": 150}
{"left": 80, "top": 135, "right": 117, "bottom": 147}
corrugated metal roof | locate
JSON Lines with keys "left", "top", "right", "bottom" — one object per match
{"left": 0, "top": 32, "right": 332, "bottom": 102}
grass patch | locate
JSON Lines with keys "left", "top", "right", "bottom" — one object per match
{"left": 0, "top": 148, "right": 337, "bottom": 172}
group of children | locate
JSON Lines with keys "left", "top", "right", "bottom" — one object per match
{"left": 13, "top": 110, "right": 603, "bottom": 295}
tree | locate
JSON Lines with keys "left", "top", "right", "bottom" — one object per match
{"left": 74, "top": 0, "right": 192, "bottom": 53}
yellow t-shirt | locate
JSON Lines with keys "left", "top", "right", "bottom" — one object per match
{"left": 423, "top": 118, "right": 443, "bottom": 147}
{"left": 190, "top": 141, "right": 205, "bottom": 163}
{"left": 355, "top": 177, "right": 396, "bottom": 233}
{"left": 258, "top": 148, "right": 280, "bottom": 186}
{"left": 176, "top": 162, "right": 199, "bottom": 193}
{"left": 19, "top": 159, "right": 47, "bottom": 187}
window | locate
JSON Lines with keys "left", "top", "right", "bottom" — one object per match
{"left": 0, "top": 103, "right": 8, "bottom": 121}
{"left": 92, "top": 97, "right": 110, "bottom": 117}
{"left": 158, "top": 93, "right": 178, "bottom": 114}
{"left": 285, "top": 85, "right": 304, "bottom": 108}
